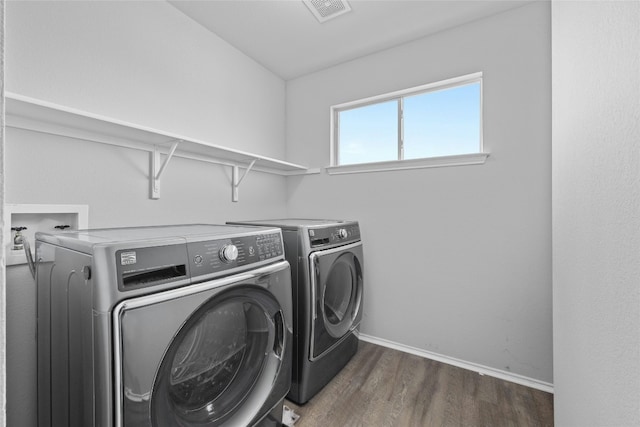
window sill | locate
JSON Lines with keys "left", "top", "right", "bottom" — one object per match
{"left": 325, "top": 152, "right": 490, "bottom": 175}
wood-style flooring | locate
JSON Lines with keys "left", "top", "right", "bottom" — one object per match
{"left": 285, "top": 341, "right": 553, "bottom": 427}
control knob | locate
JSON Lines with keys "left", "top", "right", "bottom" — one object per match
{"left": 219, "top": 244, "right": 238, "bottom": 263}
{"left": 337, "top": 228, "right": 348, "bottom": 239}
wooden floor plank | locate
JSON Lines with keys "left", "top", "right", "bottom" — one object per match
{"left": 286, "top": 341, "right": 553, "bottom": 426}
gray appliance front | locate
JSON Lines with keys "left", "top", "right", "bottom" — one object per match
{"left": 113, "top": 261, "right": 292, "bottom": 427}
{"left": 309, "top": 241, "right": 364, "bottom": 360}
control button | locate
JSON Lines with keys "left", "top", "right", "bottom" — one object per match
{"left": 337, "top": 228, "right": 348, "bottom": 239}
{"left": 194, "top": 255, "right": 203, "bottom": 265}
{"left": 219, "top": 244, "right": 238, "bottom": 263}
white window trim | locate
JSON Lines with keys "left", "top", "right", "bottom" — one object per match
{"left": 325, "top": 152, "right": 489, "bottom": 175}
{"left": 329, "top": 72, "right": 488, "bottom": 172}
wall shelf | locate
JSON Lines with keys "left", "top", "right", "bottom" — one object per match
{"left": 6, "top": 92, "right": 318, "bottom": 201}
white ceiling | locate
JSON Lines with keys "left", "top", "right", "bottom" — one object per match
{"left": 168, "top": 0, "right": 535, "bottom": 80}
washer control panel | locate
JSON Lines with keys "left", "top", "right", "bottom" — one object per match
{"left": 309, "top": 224, "right": 360, "bottom": 248}
{"left": 219, "top": 244, "right": 239, "bottom": 263}
{"left": 188, "top": 232, "right": 284, "bottom": 278}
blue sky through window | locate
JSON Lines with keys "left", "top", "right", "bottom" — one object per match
{"left": 404, "top": 83, "right": 481, "bottom": 159}
{"left": 338, "top": 82, "right": 481, "bottom": 165}
{"left": 339, "top": 100, "right": 398, "bottom": 165}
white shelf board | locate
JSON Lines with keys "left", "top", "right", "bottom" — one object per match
{"left": 5, "top": 92, "right": 310, "bottom": 176}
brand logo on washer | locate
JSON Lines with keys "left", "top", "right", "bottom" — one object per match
{"left": 120, "top": 251, "right": 137, "bottom": 265}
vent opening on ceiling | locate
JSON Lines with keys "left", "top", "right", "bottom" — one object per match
{"left": 303, "top": 0, "right": 351, "bottom": 23}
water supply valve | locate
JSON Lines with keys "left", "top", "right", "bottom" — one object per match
{"left": 11, "top": 226, "right": 27, "bottom": 250}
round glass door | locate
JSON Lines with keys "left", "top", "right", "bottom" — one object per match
{"left": 322, "top": 252, "right": 363, "bottom": 338}
{"left": 151, "top": 288, "right": 282, "bottom": 426}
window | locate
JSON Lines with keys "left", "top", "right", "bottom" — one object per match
{"left": 329, "top": 73, "right": 488, "bottom": 174}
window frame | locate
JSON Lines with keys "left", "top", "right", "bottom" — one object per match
{"left": 329, "top": 72, "right": 488, "bottom": 174}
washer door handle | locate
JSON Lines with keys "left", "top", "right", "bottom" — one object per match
{"left": 272, "top": 311, "right": 284, "bottom": 359}
{"left": 311, "top": 256, "right": 321, "bottom": 320}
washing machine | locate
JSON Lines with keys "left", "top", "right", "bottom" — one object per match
{"left": 228, "top": 219, "right": 363, "bottom": 404}
{"left": 35, "top": 224, "right": 292, "bottom": 427}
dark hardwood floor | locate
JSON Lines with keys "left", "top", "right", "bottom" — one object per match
{"left": 285, "top": 341, "right": 553, "bottom": 427}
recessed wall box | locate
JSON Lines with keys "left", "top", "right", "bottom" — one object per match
{"left": 5, "top": 204, "right": 89, "bottom": 266}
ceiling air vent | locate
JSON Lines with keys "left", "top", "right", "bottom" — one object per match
{"left": 303, "top": 0, "right": 352, "bottom": 23}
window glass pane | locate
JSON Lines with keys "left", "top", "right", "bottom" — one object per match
{"left": 403, "top": 82, "right": 481, "bottom": 159}
{"left": 338, "top": 100, "right": 398, "bottom": 165}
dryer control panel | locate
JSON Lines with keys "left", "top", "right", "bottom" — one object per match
{"left": 308, "top": 224, "right": 360, "bottom": 248}
{"left": 188, "top": 232, "right": 284, "bottom": 278}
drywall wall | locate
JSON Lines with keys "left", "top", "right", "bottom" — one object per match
{"left": 1, "top": 1, "right": 6, "bottom": 425}
{"left": 4, "top": 2, "right": 288, "bottom": 425}
{"left": 286, "top": 2, "right": 552, "bottom": 384}
{"left": 7, "top": 1, "right": 285, "bottom": 160}
{"left": 552, "top": 1, "right": 640, "bottom": 425}
{"left": 6, "top": 0, "right": 289, "bottom": 222}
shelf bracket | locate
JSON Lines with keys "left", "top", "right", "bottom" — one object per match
{"left": 232, "top": 159, "right": 257, "bottom": 202}
{"left": 150, "top": 140, "right": 181, "bottom": 199}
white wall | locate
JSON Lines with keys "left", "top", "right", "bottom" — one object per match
{"left": 7, "top": 1, "right": 285, "bottom": 160}
{"left": 5, "top": 2, "right": 288, "bottom": 425}
{"left": 286, "top": 2, "right": 552, "bottom": 384}
{"left": 1, "top": 1, "right": 6, "bottom": 425}
{"left": 552, "top": 1, "right": 640, "bottom": 425}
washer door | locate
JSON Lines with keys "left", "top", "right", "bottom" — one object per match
{"left": 309, "top": 241, "right": 363, "bottom": 360}
{"left": 152, "top": 288, "right": 283, "bottom": 426}
{"left": 113, "top": 262, "right": 291, "bottom": 427}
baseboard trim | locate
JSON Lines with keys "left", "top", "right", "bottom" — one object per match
{"left": 358, "top": 333, "right": 554, "bottom": 394}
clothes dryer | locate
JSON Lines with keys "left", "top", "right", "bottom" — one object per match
{"left": 228, "top": 219, "right": 363, "bottom": 404}
{"left": 35, "top": 224, "right": 292, "bottom": 427}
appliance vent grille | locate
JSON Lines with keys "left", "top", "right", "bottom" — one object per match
{"left": 303, "top": 0, "right": 351, "bottom": 23}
